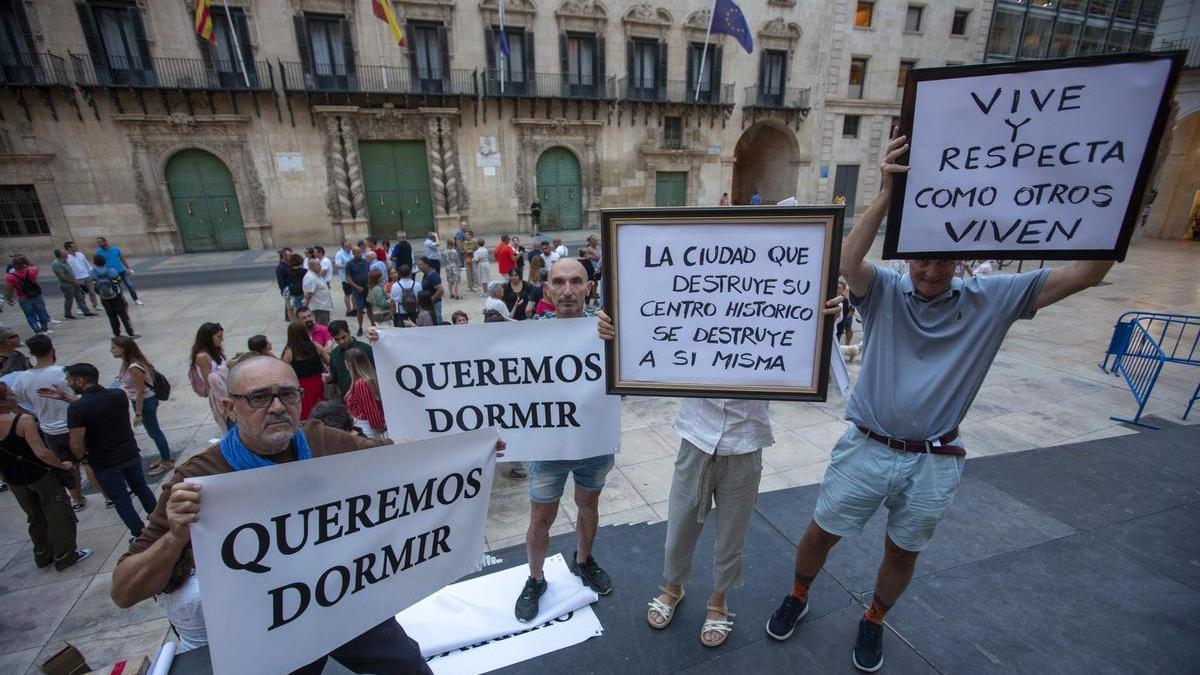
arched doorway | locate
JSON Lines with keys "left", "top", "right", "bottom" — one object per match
{"left": 166, "top": 149, "right": 247, "bottom": 252}
{"left": 536, "top": 147, "right": 582, "bottom": 230}
{"left": 731, "top": 122, "right": 799, "bottom": 205}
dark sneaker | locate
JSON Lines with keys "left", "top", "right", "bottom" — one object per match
{"left": 515, "top": 576, "right": 547, "bottom": 622}
{"left": 852, "top": 617, "right": 884, "bottom": 672}
{"left": 568, "top": 552, "right": 612, "bottom": 595}
{"left": 766, "top": 594, "right": 810, "bottom": 640}
{"left": 55, "top": 548, "right": 92, "bottom": 571}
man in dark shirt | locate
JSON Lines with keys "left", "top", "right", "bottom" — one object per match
{"left": 274, "top": 248, "right": 293, "bottom": 322}
{"left": 64, "top": 363, "right": 156, "bottom": 538}
{"left": 345, "top": 247, "right": 371, "bottom": 336}
{"left": 327, "top": 320, "right": 374, "bottom": 398}
{"left": 417, "top": 256, "right": 444, "bottom": 324}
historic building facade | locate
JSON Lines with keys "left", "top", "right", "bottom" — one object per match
{"left": 1, "top": 0, "right": 992, "bottom": 256}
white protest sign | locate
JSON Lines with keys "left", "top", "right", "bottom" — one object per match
{"left": 189, "top": 430, "right": 498, "bottom": 675}
{"left": 375, "top": 320, "right": 621, "bottom": 462}
{"left": 887, "top": 54, "right": 1180, "bottom": 260}
{"left": 603, "top": 208, "right": 841, "bottom": 400}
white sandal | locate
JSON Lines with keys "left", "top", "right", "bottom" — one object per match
{"left": 646, "top": 586, "right": 684, "bottom": 630}
{"left": 700, "top": 605, "right": 735, "bottom": 647}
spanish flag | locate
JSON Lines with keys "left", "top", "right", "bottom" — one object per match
{"left": 373, "top": 0, "right": 406, "bottom": 47}
{"left": 194, "top": 0, "right": 215, "bottom": 44}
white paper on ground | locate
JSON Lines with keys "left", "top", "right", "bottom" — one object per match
{"left": 426, "top": 605, "right": 603, "bottom": 675}
{"left": 398, "top": 553, "right": 598, "bottom": 658}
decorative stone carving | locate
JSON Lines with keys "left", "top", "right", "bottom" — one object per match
{"left": 132, "top": 159, "right": 156, "bottom": 228}
{"left": 513, "top": 118, "right": 603, "bottom": 228}
{"left": 685, "top": 10, "right": 710, "bottom": 30}
{"left": 341, "top": 119, "right": 367, "bottom": 220}
{"left": 479, "top": 0, "right": 536, "bottom": 13}
{"left": 759, "top": 18, "right": 802, "bottom": 42}
{"left": 556, "top": 0, "right": 606, "bottom": 19}
{"left": 623, "top": 3, "right": 670, "bottom": 26}
{"left": 165, "top": 112, "right": 197, "bottom": 133}
{"left": 397, "top": 0, "right": 456, "bottom": 24}
{"left": 326, "top": 117, "right": 353, "bottom": 221}
{"left": 768, "top": 0, "right": 796, "bottom": 6}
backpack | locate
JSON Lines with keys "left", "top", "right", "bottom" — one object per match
{"left": 398, "top": 280, "right": 418, "bottom": 317}
{"left": 150, "top": 370, "right": 172, "bottom": 401}
{"left": 13, "top": 270, "right": 41, "bottom": 298}
{"left": 95, "top": 271, "right": 120, "bottom": 300}
{"left": 188, "top": 363, "right": 208, "bottom": 397}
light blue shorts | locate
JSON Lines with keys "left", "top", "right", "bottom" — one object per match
{"left": 813, "top": 426, "right": 965, "bottom": 552}
{"left": 528, "top": 454, "right": 616, "bottom": 504}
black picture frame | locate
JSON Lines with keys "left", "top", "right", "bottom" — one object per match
{"left": 600, "top": 206, "right": 844, "bottom": 401}
{"left": 883, "top": 51, "right": 1185, "bottom": 262}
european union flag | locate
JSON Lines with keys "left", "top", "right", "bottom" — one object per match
{"left": 710, "top": 0, "right": 753, "bottom": 54}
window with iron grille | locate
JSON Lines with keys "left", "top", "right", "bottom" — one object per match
{"left": 663, "top": 116, "right": 683, "bottom": 149}
{"left": 0, "top": 185, "right": 50, "bottom": 237}
{"left": 951, "top": 9, "right": 970, "bottom": 36}
{"left": 842, "top": 115, "right": 860, "bottom": 138}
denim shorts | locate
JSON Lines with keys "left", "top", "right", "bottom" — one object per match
{"left": 813, "top": 426, "right": 965, "bottom": 552}
{"left": 528, "top": 454, "right": 616, "bottom": 504}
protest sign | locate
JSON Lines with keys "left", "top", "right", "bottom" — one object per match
{"left": 885, "top": 52, "right": 1182, "bottom": 261}
{"left": 601, "top": 206, "right": 843, "bottom": 400}
{"left": 188, "top": 430, "right": 498, "bottom": 675}
{"left": 375, "top": 320, "right": 621, "bottom": 462}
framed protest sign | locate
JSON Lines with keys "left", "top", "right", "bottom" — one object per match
{"left": 601, "top": 206, "right": 843, "bottom": 401}
{"left": 884, "top": 51, "right": 1183, "bottom": 261}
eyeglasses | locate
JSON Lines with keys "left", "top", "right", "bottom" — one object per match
{"left": 228, "top": 387, "right": 303, "bottom": 409}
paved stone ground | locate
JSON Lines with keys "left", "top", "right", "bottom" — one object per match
{"left": 0, "top": 236, "right": 1197, "bottom": 673}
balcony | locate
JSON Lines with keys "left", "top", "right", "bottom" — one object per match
{"left": 1157, "top": 36, "right": 1200, "bottom": 69}
{"left": 744, "top": 85, "right": 811, "bottom": 110}
{"left": 70, "top": 54, "right": 272, "bottom": 91}
{"left": 279, "top": 62, "right": 476, "bottom": 96}
{"left": 482, "top": 70, "right": 615, "bottom": 99}
{"left": 0, "top": 52, "right": 69, "bottom": 87}
{"left": 618, "top": 78, "right": 734, "bottom": 105}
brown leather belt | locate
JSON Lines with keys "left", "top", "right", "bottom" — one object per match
{"left": 857, "top": 426, "right": 966, "bottom": 457}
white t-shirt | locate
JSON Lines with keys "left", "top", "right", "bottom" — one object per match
{"left": 302, "top": 270, "right": 333, "bottom": 311}
{"left": 554, "top": 245, "right": 569, "bottom": 259}
{"left": 483, "top": 296, "right": 510, "bottom": 318}
{"left": 541, "top": 251, "right": 560, "bottom": 267}
{"left": 319, "top": 256, "right": 333, "bottom": 283}
{"left": 334, "top": 248, "right": 354, "bottom": 282}
{"left": 473, "top": 247, "right": 490, "bottom": 264}
{"left": 10, "top": 365, "right": 71, "bottom": 435}
{"left": 67, "top": 252, "right": 93, "bottom": 280}
{"left": 389, "top": 278, "right": 419, "bottom": 315}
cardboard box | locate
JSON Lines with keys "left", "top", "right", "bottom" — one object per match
{"left": 86, "top": 656, "right": 150, "bottom": 675}
{"left": 40, "top": 644, "right": 88, "bottom": 675}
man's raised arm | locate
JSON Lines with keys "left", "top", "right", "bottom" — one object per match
{"left": 840, "top": 130, "right": 909, "bottom": 297}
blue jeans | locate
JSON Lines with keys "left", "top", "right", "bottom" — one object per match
{"left": 18, "top": 296, "right": 50, "bottom": 333}
{"left": 92, "top": 457, "right": 157, "bottom": 537}
{"left": 117, "top": 271, "right": 138, "bottom": 301}
{"left": 137, "top": 396, "right": 172, "bottom": 462}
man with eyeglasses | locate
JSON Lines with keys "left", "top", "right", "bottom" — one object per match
{"left": 109, "top": 355, "right": 461, "bottom": 670}
{"left": 764, "top": 126, "right": 1169, "bottom": 673}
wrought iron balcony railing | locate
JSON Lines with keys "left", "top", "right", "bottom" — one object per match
{"left": 618, "top": 78, "right": 734, "bottom": 105}
{"left": 1157, "top": 35, "right": 1200, "bottom": 69}
{"left": 70, "top": 53, "right": 271, "bottom": 91}
{"left": 744, "top": 85, "right": 811, "bottom": 109}
{"left": 0, "top": 52, "right": 69, "bottom": 87}
{"left": 279, "top": 62, "right": 476, "bottom": 96}
{"left": 481, "top": 70, "right": 615, "bottom": 99}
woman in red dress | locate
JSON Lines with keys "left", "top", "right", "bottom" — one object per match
{"left": 280, "top": 323, "right": 327, "bottom": 419}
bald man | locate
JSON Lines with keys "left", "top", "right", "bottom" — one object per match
{"left": 515, "top": 258, "right": 617, "bottom": 622}
{"left": 110, "top": 356, "right": 431, "bottom": 673}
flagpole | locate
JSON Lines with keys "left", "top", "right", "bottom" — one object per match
{"left": 498, "top": 0, "right": 506, "bottom": 94}
{"left": 694, "top": 0, "right": 716, "bottom": 103}
{"left": 373, "top": 8, "right": 389, "bottom": 90}
{"left": 222, "top": 5, "right": 251, "bottom": 88}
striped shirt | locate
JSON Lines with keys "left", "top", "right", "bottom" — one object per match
{"left": 344, "top": 379, "right": 386, "bottom": 431}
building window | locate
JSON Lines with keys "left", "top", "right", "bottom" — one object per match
{"left": 848, "top": 57, "right": 867, "bottom": 99}
{"left": 1114, "top": 0, "right": 1138, "bottom": 21}
{"left": 760, "top": 49, "right": 787, "bottom": 105}
{"left": 842, "top": 115, "right": 860, "bottom": 138}
{"left": 1048, "top": 15, "right": 1082, "bottom": 57}
{"left": 77, "top": 1, "right": 155, "bottom": 86}
{"left": 296, "top": 13, "right": 355, "bottom": 90}
{"left": 488, "top": 26, "right": 528, "bottom": 92}
{"left": 905, "top": 5, "right": 923, "bottom": 33}
{"left": 855, "top": 2, "right": 873, "bottom": 28}
{"left": 1019, "top": 11, "right": 1053, "bottom": 59}
{"left": 1139, "top": 0, "right": 1162, "bottom": 25}
{"left": 688, "top": 42, "right": 720, "bottom": 103}
{"left": 951, "top": 9, "right": 969, "bottom": 36}
{"left": 1089, "top": 0, "right": 1113, "bottom": 18}
{"left": 405, "top": 22, "right": 450, "bottom": 93}
{"left": 206, "top": 6, "right": 257, "bottom": 88}
{"left": 1079, "top": 24, "right": 1107, "bottom": 55}
{"left": 986, "top": 7, "right": 1022, "bottom": 59}
{"left": 564, "top": 32, "right": 601, "bottom": 96}
{"left": 0, "top": 185, "right": 50, "bottom": 237}
{"left": 627, "top": 38, "right": 661, "bottom": 100}
{"left": 897, "top": 60, "right": 915, "bottom": 90}
{"left": 663, "top": 116, "right": 683, "bottom": 149}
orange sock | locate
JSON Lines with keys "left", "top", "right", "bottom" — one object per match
{"left": 790, "top": 572, "right": 814, "bottom": 601}
{"left": 864, "top": 596, "right": 892, "bottom": 625}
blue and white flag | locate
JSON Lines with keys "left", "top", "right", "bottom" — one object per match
{"left": 498, "top": 0, "right": 510, "bottom": 57}
{"left": 710, "top": 0, "right": 752, "bottom": 54}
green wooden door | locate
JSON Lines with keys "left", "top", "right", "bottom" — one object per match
{"left": 166, "top": 149, "right": 247, "bottom": 252}
{"left": 655, "top": 171, "right": 687, "bottom": 206}
{"left": 535, "top": 147, "right": 582, "bottom": 230}
{"left": 360, "top": 140, "right": 434, "bottom": 239}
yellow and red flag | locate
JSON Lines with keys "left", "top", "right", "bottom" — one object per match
{"left": 373, "top": 0, "right": 406, "bottom": 47}
{"left": 195, "top": 0, "right": 215, "bottom": 44}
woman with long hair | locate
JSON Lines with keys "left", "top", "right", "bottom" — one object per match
{"left": 281, "top": 322, "right": 327, "bottom": 419}
{"left": 503, "top": 268, "right": 532, "bottom": 320}
{"left": 366, "top": 268, "right": 393, "bottom": 327}
{"left": 111, "top": 336, "right": 173, "bottom": 476}
{"left": 247, "top": 334, "right": 273, "bottom": 356}
{"left": 527, "top": 252, "right": 545, "bottom": 286}
{"left": 414, "top": 290, "right": 436, "bottom": 327}
{"left": 189, "top": 322, "right": 229, "bottom": 432}
{"left": 343, "top": 348, "right": 386, "bottom": 440}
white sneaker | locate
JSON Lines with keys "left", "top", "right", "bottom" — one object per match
{"left": 49, "top": 319, "right": 62, "bottom": 324}
{"left": 134, "top": 299, "right": 145, "bottom": 306}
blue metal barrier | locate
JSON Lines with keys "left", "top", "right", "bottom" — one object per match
{"left": 1106, "top": 314, "right": 1200, "bottom": 429}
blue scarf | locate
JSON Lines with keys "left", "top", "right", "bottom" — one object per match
{"left": 219, "top": 424, "right": 312, "bottom": 472}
